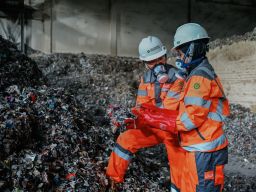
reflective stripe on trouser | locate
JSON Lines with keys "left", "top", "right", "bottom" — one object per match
{"left": 181, "top": 147, "right": 228, "bottom": 192}
{"left": 170, "top": 183, "right": 180, "bottom": 192}
{"left": 106, "top": 128, "right": 186, "bottom": 190}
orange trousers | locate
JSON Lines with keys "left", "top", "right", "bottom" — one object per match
{"left": 106, "top": 128, "right": 186, "bottom": 191}
{"left": 180, "top": 147, "right": 228, "bottom": 192}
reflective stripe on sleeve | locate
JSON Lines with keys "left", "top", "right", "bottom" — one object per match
{"left": 184, "top": 96, "right": 211, "bottom": 109}
{"left": 182, "top": 134, "right": 227, "bottom": 152}
{"left": 208, "top": 112, "right": 224, "bottom": 122}
{"left": 217, "top": 99, "right": 223, "bottom": 113}
{"left": 137, "top": 89, "right": 148, "bottom": 96}
{"left": 208, "top": 99, "right": 226, "bottom": 122}
{"left": 167, "top": 90, "right": 180, "bottom": 99}
{"left": 113, "top": 143, "right": 133, "bottom": 161}
{"left": 217, "top": 99, "right": 227, "bottom": 121}
{"left": 180, "top": 112, "right": 197, "bottom": 130}
{"left": 161, "top": 88, "right": 169, "bottom": 92}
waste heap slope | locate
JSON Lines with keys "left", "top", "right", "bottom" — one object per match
{"left": 0, "top": 36, "right": 45, "bottom": 91}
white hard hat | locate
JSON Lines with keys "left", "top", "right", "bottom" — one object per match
{"left": 173, "top": 23, "right": 210, "bottom": 49}
{"left": 138, "top": 36, "right": 167, "bottom": 61}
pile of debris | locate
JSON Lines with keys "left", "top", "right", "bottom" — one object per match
{"left": 0, "top": 85, "right": 114, "bottom": 191}
{"left": 28, "top": 51, "right": 256, "bottom": 191}
{"left": 0, "top": 84, "right": 174, "bottom": 191}
{"left": 225, "top": 104, "right": 256, "bottom": 163}
{"left": 0, "top": 36, "right": 45, "bottom": 92}
{"left": 223, "top": 104, "right": 256, "bottom": 192}
{"left": 0, "top": 36, "right": 255, "bottom": 191}
{"left": 30, "top": 52, "right": 143, "bottom": 109}
{"left": 209, "top": 27, "right": 256, "bottom": 49}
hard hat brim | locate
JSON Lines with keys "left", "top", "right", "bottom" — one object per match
{"left": 172, "top": 37, "right": 210, "bottom": 50}
{"left": 139, "top": 49, "right": 167, "bottom": 61}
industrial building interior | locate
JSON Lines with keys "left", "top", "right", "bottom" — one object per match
{"left": 0, "top": 0, "right": 256, "bottom": 191}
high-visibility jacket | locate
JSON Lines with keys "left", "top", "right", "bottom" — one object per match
{"left": 136, "top": 65, "right": 184, "bottom": 110}
{"left": 176, "top": 58, "right": 229, "bottom": 152}
{"left": 107, "top": 65, "right": 186, "bottom": 190}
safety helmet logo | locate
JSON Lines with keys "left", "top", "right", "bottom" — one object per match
{"left": 138, "top": 36, "right": 167, "bottom": 61}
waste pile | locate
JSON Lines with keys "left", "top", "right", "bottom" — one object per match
{"left": 0, "top": 36, "right": 45, "bottom": 92}
{"left": 225, "top": 104, "right": 256, "bottom": 164}
{"left": 223, "top": 104, "right": 256, "bottom": 191}
{"left": 0, "top": 35, "right": 255, "bottom": 191}
{"left": 0, "top": 85, "right": 115, "bottom": 191}
{"left": 209, "top": 27, "right": 256, "bottom": 49}
{"left": 0, "top": 84, "right": 172, "bottom": 191}
{"left": 28, "top": 51, "right": 256, "bottom": 191}
{"left": 30, "top": 52, "right": 144, "bottom": 109}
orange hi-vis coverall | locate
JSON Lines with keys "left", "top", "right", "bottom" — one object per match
{"left": 176, "top": 58, "right": 229, "bottom": 192}
{"left": 106, "top": 65, "right": 186, "bottom": 191}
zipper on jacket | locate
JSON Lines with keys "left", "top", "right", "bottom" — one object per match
{"left": 195, "top": 128, "right": 206, "bottom": 140}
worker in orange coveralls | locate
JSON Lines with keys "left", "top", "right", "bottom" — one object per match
{"left": 106, "top": 36, "right": 186, "bottom": 191}
{"left": 172, "top": 23, "right": 229, "bottom": 192}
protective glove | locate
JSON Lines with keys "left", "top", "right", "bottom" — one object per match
{"left": 124, "top": 118, "right": 136, "bottom": 129}
{"left": 124, "top": 116, "right": 146, "bottom": 130}
{"left": 132, "top": 103, "right": 178, "bottom": 134}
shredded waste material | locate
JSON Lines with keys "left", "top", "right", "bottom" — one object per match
{"left": 0, "top": 36, "right": 45, "bottom": 92}
{"left": 0, "top": 36, "right": 255, "bottom": 191}
{"left": 209, "top": 27, "right": 256, "bottom": 49}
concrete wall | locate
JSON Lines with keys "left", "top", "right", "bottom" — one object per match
{"left": 29, "top": 0, "right": 256, "bottom": 56}
{"left": 1, "top": 0, "right": 256, "bottom": 56}
{"left": 28, "top": 0, "right": 111, "bottom": 54}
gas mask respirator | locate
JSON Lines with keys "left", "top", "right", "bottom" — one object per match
{"left": 175, "top": 42, "right": 194, "bottom": 70}
{"left": 175, "top": 42, "right": 206, "bottom": 70}
{"left": 153, "top": 64, "right": 169, "bottom": 83}
{"left": 175, "top": 59, "right": 188, "bottom": 75}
